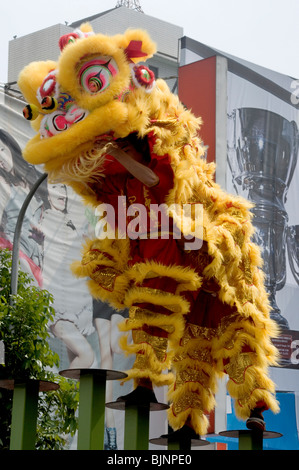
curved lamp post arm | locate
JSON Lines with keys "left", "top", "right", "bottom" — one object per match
{"left": 10, "top": 173, "right": 48, "bottom": 297}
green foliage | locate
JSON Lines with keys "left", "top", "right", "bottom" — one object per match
{"left": 36, "top": 376, "right": 79, "bottom": 450}
{"left": 0, "top": 250, "right": 58, "bottom": 380}
{"left": 0, "top": 249, "right": 79, "bottom": 449}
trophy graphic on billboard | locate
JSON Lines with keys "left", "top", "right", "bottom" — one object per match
{"left": 228, "top": 108, "right": 299, "bottom": 330}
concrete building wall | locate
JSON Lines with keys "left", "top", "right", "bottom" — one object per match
{"left": 73, "top": 6, "right": 183, "bottom": 60}
{"left": 8, "top": 24, "right": 72, "bottom": 83}
{"left": 7, "top": 7, "right": 183, "bottom": 92}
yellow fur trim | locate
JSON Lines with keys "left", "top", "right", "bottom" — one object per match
{"left": 79, "top": 22, "right": 94, "bottom": 34}
{"left": 124, "top": 287, "right": 191, "bottom": 315}
{"left": 86, "top": 275, "right": 129, "bottom": 310}
{"left": 168, "top": 407, "right": 210, "bottom": 436}
{"left": 234, "top": 389, "right": 280, "bottom": 420}
{"left": 167, "top": 380, "right": 216, "bottom": 436}
{"left": 18, "top": 60, "right": 57, "bottom": 109}
{"left": 57, "top": 35, "right": 131, "bottom": 110}
{"left": 121, "top": 366, "right": 174, "bottom": 387}
{"left": 211, "top": 316, "right": 280, "bottom": 369}
{"left": 71, "top": 237, "right": 130, "bottom": 309}
{"left": 23, "top": 100, "right": 128, "bottom": 165}
{"left": 119, "top": 309, "right": 186, "bottom": 347}
{"left": 127, "top": 261, "right": 202, "bottom": 293}
{"left": 119, "top": 335, "right": 173, "bottom": 371}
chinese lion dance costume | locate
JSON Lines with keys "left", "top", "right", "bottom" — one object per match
{"left": 18, "top": 24, "right": 280, "bottom": 437}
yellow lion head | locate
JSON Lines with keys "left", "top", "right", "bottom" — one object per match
{"left": 18, "top": 25, "right": 161, "bottom": 162}
{"left": 18, "top": 24, "right": 207, "bottom": 204}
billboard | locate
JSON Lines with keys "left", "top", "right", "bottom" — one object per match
{"left": 178, "top": 37, "right": 299, "bottom": 449}
{"left": 0, "top": 89, "right": 136, "bottom": 450}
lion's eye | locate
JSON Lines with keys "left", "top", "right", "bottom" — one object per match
{"left": 78, "top": 56, "right": 118, "bottom": 95}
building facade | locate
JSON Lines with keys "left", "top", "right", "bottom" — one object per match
{"left": 8, "top": 6, "right": 183, "bottom": 93}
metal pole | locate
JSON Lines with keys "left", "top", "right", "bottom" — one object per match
{"left": 10, "top": 380, "right": 40, "bottom": 450}
{"left": 10, "top": 172, "right": 47, "bottom": 297}
{"left": 7, "top": 173, "right": 48, "bottom": 450}
{"left": 77, "top": 371, "right": 106, "bottom": 450}
{"left": 238, "top": 430, "right": 263, "bottom": 450}
{"left": 124, "top": 406, "right": 150, "bottom": 450}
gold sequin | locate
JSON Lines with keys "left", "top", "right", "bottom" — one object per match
{"left": 180, "top": 314, "right": 248, "bottom": 352}
{"left": 132, "top": 329, "right": 168, "bottom": 362}
{"left": 176, "top": 368, "right": 211, "bottom": 388}
{"left": 133, "top": 353, "right": 150, "bottom": 370}
{"left": 82, "top": 249, "right": 112, "bottom": 266}
{"left": 239, "top": 255, "right": 253, "bottom": 285}
{"left": 173, "top": 347, "right": 212, "bottom": 364}
{"left": 91, "top": 267, "right": 119, "bottom": 291}
{"left": 224, "top": 353, "right": 254, "bottom": 384}
{"left": 180, "top": 323, "right": 216, "bottom": 346}
{"left": 131, "top": 307, "right": 175, "bottom": 333}
{"left": 172, "top": 392, "right": 203, "bottom": 415}
{"left": 82, "top": 250, "right": 100, "bottom": 265}
{"left": 237, "top": 381, "right": 264, "bottom": 407}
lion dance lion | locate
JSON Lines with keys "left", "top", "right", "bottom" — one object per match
{"left": 18, "top": 24, "right": 280, "bottom": 437}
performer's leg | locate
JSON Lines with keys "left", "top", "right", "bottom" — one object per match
{"left": 212, "top": 313, "right": 280, "bottom": 427}
{"left": 166, "top": 290, "right": 223, "bottom": 436}
{"left": 167, "top": 319, "right": 217, "bottom": 436}
{"left": 119, "top": 238, "right": 202, "bottom": 389}
{"left": 119, "top": 264, "right": 201, "bottom": 388}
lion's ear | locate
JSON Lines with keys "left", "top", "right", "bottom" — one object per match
{"left": 118, "top": 29, "right": 157, "bottom": 63}
{"left": 18, "top": 60, "right": 57, "bottom": 107}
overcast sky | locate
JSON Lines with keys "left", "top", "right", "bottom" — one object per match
{"left": 1, "top": 0, "right": 299, "bottom": 84}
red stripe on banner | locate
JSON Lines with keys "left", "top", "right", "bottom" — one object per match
{"left": 178, "top": 56, "right": 216, "bottom": 165}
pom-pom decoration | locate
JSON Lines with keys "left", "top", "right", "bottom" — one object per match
{"left": 131, "top": 65, "right": 155, "bottom": 92}
{"left": 23, "top": 104, "right": 40, "bottom": 121}
{"left": 59, "top": 32, "right": 81, "bottom": 51}
{"left": 41, "top": 96, "right": 58, "bottom": 112}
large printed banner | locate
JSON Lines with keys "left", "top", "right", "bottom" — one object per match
{"left": 178, "top": 41, "right": 299, "bottom": 380}
{"left": 0, "top": 89, "right": 136, "bottom": 449}
{"left": 178, "top": 40, "right": 299, "bottom": 450}
{"left": 226, "top": 59, "right": 299, "bottom": 378}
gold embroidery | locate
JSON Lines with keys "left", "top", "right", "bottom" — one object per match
{"left": 173, "top": 348, "right": 212, "bottom": 364}
{"left": 131, "top": 307, "right": 175, "bottom": 333}
{"left": 180, "top": 323, "right": 216, "bottom": 345}
{"left": 234, "top": 228, "right": 245, "bottom": 249}
{"left": 82, "top": 250, "right": 100, "bottom": 265}
{"left": 224, "top": 353, "right": 254, "bottom": 384}
{"left": 237, "top": 381, "right": 264, "bottom": 407}
{"left": 133, "top": 353, "right": 150, "bottom": 370}
{"left": 91, "top": 267, "right": 119, "bottom": 291}
{"left": 172, "top": 392, "right": 203, "bottom": 415}
{"left": 239, "top": 255, "right": 253, "bottom": 285}
{"left": 180, "top": 314, "right": 250, "bottom": 352}
{"left": 132, "top": 329, "right": 168, "bottom": 362}
{"left": 82, "top": 249, "right": 113, "bottom": 266}
{"left": 175, "top": 368, "right": 211, "bottom": 388}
